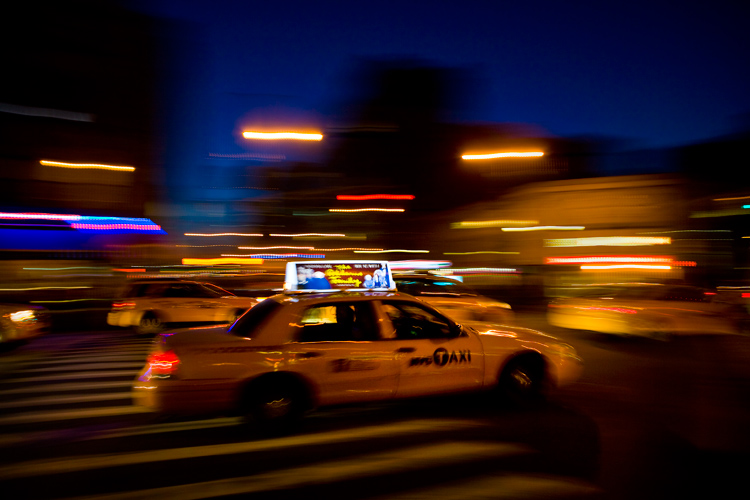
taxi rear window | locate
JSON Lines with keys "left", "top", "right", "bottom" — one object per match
{"left": 228, "top": 298, "right": 282, "bottom": 338}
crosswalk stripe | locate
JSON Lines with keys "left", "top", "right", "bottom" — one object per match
{"left": 0, "top": 418, "right": 483, "bottom": 480}
{"left": 0, "top": 417, "right": 242, "bottom": 449}
{"left": 0, "top": 370, "right": 139, "bottom": 384}
{"left": 11, "top": 355, "right": 147, "bottom": 366}
{"left": 19, "top": 362, "right": 144, "bottom": 373}
{"left": 60, "top": 441, "right": 533, "bottom": 500}
{"left": 0, "top": 392, "right": 132, "bottom": 409}
{"left": 0, "top": 380, "right": 133, "bottom": 396}
{"left": 371, "top": 473, "right": 603, "bottom": 499}
{"left": 0, "top": 405, "right": 151, "bottom": 426}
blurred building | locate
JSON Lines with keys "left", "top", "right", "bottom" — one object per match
{"left": 0, "top": 1, "right": 160, "bottom": 256}
{"left": 0, "top": 1, "right": 163, "bottom": 296}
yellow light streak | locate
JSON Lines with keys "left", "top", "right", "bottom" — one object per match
{"left": 545, "top": 236, "right": 671, "bottom": 247}
{"left": 502, "top": 226, "right": 585, "bottom": 232}
{"left": 451, "top": 220, "right": 539, "bottom": 229}
{"left": 181, "top": 258, "right": 263, "bottom": 266}
{"left": 461, "top": 152, "right": 544, "bottom": 160}
{"left": 242, "top": 131, "right": 323, "bottom": 141}
{"left": 329, "top": 208, "right": 405, "bottom": 213}
{"left": 185, "top": 233, "right": 263, "bottom": 237}
{"left": 581, "top": 265, "right": 672, "bottom": 270}
{"left": 40, "top": 160, "right": 135, "bottom": 172}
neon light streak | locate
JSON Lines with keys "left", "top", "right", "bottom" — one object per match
{"left": 314, "top": 248, "right": 383, "bottom": 252}
{"left": 451, "top": 268, "right": 519, "bottom": 274}
{"left": 71, "top": 223, "right": 162, "bottom": 231}
{"left": 461, "top": 151, "right": 544, "bottom": 160}
{"left": 242, "top": 131, "right": 323, "bottom": 141}
{"left": 502, "top": 226, "right": 585, "bottom": 232}
{"left": 185, "top": 233, "right": 263, "bottom": 237}
{"left": 336, "top": 194, "right": 415, "bottom": 201}
{"left": 353, "top": 249, "right": 428, "bottom": 254}
{"left": 181, "top": 258, "right": 263, "bottom": 266}
{"left": 451, "top": 220, "right": 539, "bottom": 229}
{"left": 388, "top": 260, "right": 452, "bottom": 270}
{"left": 546, "top": 256, "right": 673, "bottom": 265}
{"left": 581, "top": 265, "right": 672, "bottom": 270}
{"left": 40, "top": 160, "right": 135, "bottom": 171}
{"left": 0, "top": 212, "right": 81, "bottom": 220}
{"left": 222, "top": 254, "right": 326, "bottom": 259}
{"left": 329, "top": 208, "right": 405, "bottom": 213}
{"left": 238, "top": 246, "right": 315, "bottom": 250}
{"left": 270, "top": 233, "right": 347, "bottom": 237}
{"left": 444, "top": 251, "right": 520, "bottom": 255}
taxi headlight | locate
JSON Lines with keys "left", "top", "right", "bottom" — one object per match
{"left": 9, "top": 310, "right": 35, "bottom": 323}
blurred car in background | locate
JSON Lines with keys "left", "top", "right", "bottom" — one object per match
{"left": 133, "top": 291, "right": 582, "bottom": 428}
{"left": 547, "top": 283, "right": 750, "bottom": 340}
{"left": 393, "top": 272, "right": 514, "bottom": 324}
{"left": 107, "top": 279, "right": 260, "bottom": 335}
{"left": 1, "top": 304, "right": 50, "bottom": 346}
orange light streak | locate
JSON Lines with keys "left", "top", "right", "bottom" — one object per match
{"left": 461, "top": 151, "right": 544, "bottom": 160}
{"left": 242, "top": 131, "right": 323, "bottom": 141}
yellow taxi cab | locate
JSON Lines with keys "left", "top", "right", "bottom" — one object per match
{"left": 393, "top": 272, "right": 514, "bottom": 324}
{"left": 1, "top": 303, "right": 50, "bottom": 346}
{"left": 132, "top": 262, "right": 582, "bottom": 428}
{"left": 107, "top": 279, "right": 260, "bottom": 335}
{"left": 547, "top": 283, "right": 747, "bottom": 340}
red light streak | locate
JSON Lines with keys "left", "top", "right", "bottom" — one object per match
{"left": 336, "top": 194, "right": 415, "bottom": 201}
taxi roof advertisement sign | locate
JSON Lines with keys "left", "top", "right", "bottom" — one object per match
{"left": 285, "top": 261, "right": 395, "bottom": 291}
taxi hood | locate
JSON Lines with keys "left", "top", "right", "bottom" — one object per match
{"left": 461, "top": 320, "right": 562, "bottom": 343}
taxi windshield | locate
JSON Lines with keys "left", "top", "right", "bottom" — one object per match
{"left": 228, "top": 298, "right": 282, "bottom": 337}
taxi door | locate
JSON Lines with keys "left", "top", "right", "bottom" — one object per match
{"left": 286, "top": 301, "right": 399, "bottom": 407}
{"left": 378, "top": 300, "right": 484, "bottom": 398}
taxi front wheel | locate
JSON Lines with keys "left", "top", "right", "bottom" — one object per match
{"left": 497, "top": 355, "right": 547, "bottom": 408}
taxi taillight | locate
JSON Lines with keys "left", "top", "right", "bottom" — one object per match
{"left": 147, "top": 350, "right": 180, "bottom": 376}
{"left": 113, "top": 301, "right": 136, "bottom": 310}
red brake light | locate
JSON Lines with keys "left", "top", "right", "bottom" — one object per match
{"left": 113, "top": 301, "right": 136, "bottom": 309}
{"left": 147, "top": 350, "right": 180, "bottom": 376}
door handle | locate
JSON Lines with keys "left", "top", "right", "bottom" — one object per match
{"left": 396, "top": 347, "right": 416, "bottom": 353}
{"left": 299, "top": 352, "right": 321, "bottom": 359}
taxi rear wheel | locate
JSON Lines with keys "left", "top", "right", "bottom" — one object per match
{"left": 244, "top": 379, "right": 306, "bottom": 433}
{"left": 136, "top": 312, "right": 164, "bottom": 336}
{"left": 497, "top": 355, "right": 546, "bottom": 408}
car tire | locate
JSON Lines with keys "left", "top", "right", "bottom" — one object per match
{"left": 136, "top": 312, "right": 164, "bottom": 336}
{"left": 644, "top": 318, "right": 672, "bottom": 342}
{"left": 497, "top": 354, "right": 547, "bottom": 409}
{"left": 244, "top": 379, "right": 306, "bottom": 434}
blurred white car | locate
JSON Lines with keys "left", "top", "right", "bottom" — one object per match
{"left": 107, "top": 280, "right": 259, "bottom": 335}
{"left": 547, "top": 283, "right": 748, "bottom": 340}
{"left": 393, "top": 273, "right": 514, "bottom": 325}
{"left": 0, "top": 304, "right": 50, "bottom": 345}
{"left": 133, "top": 291, "right": 582, "bottom": 428}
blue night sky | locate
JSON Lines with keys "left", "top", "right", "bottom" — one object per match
{"left": 123, "top": 0, "right": 750, "bottom": 151}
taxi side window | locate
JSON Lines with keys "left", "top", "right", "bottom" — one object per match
{"left": 381, "top": 302, "right": 453, "bottom": 340}
{"left": 298, "top": 302, "right": 378, "bottom": 342}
